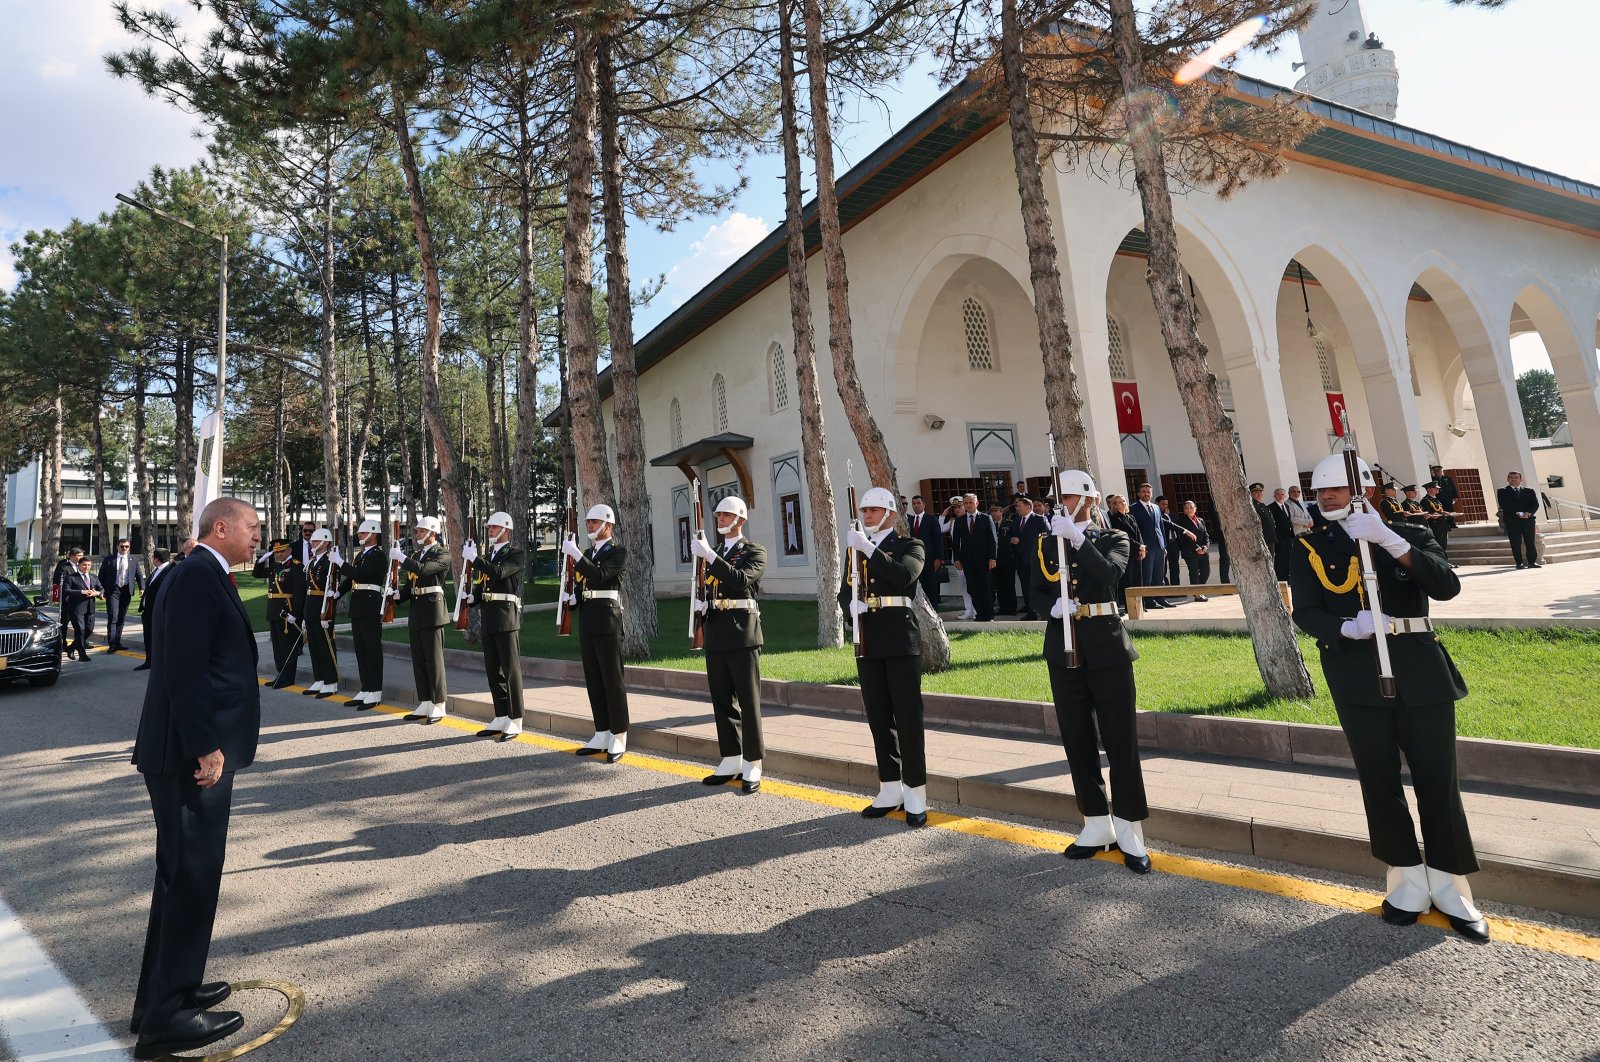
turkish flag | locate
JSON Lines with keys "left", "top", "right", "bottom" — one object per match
{"left": 1325, "top": 391, "right": 1348, "bottom": 437}
{"left": 1113, "top": 381, "right": 1143, "bottom": 434}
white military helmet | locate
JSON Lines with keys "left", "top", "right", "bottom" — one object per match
{"left": 310, "top": 527, "right": 334, "bottom": 544}
{"left": 1057, "top": 469, "right": 1100, "bottom": 498}
{"left": 415, "top": 516, "right": 442, "bottom": 535}
{"left": 1309, "top": 454, "right": 1373, "bottom": 491}
{"left": 358, "top": 519, "right": 381, "bottom": 536}
{"left": 714, "top": 496, "right": 748, "bottom": 521}
{"left": 859, "top": 487, "right": 897, "bottom": 512}
{"left": 585, "top": 503, "right": 616, "bottom": 524}
{"left": 486, "top": 511, "right": 514, "bottom": 530}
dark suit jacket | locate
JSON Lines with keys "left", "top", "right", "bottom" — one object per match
{"left": 99, "top": 554, "right": 144, "bottom": 595}
{"left": 1027, "top": 528, "right": 1136, "bottom": 670}
{"left": 140, "top": 563, "right": 172, "bottom": 615}
{"left": 702, "top": 537, "right": 765, "bottom": 651}
{"left": 470, "top": 543, "right": 526, "bottom": 635}
{"left": 574, "top": 540, "right": 627, "bottom": 638}
{"left": 1269, "top": 502, "right": 1294, "bottom": 543}
{"left": 1015, "top": 512, "right": 1049, "bottom": 567}
{"left": 1252, "top": 500, "right": 1276, "bottom": 544}
{"left": 836, "top": 531, "right": 924, "bottom": 658}
{"left": 1170, "top": 514, "right": 1209, "bottom": 555}
{"left": 133, "top": 551, "right": 261, "bottom": 775}
{"left": 60, "top": 570, "right": 103, "bottom": 615}
{"left": 906, "top": 511, "right": 943, "bottom": 569}
{"left": 951, "top": 512, "right": 996, "bottom": 566}
{"left": 1497, "top": 485, "right": 1539, "bottom": 522}
{"left": 1129, "top": 500, "right": 1165, "bottom": 559}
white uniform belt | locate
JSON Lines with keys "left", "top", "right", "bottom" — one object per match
{"left": 483, "top": 592, "right": 521, "bottom": 606}
{"left": 585, "top": 589, "right": 621, "bottom": 601}
{"left": 711, "top": 598, "right": 757, "bottom": 611}
{"left": 867, "top": 595, "right": 911, "bottom": 610}
{"left": 1074, "top": 602, "right": 1121, "bottom": 619}
{"left": 1387, "top": 616, "right": 1434, "bottom": 634}
{"left": 352, "top": 583, "right": 384, "bottom": 593}
{"left": 413, "top": 585, "right": 444, "bottom": 596}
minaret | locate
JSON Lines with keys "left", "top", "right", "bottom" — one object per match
{"left": 1293, "top": 0, "right": 1399, "bottom": 119}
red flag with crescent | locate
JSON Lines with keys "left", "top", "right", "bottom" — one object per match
{"left": 1325, "top": 391, "right": 1347, "bottom": 436}
{"left": 1113, "top": 381, "right": 1143, "bottom": 434}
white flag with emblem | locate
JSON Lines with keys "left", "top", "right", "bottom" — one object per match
{"left": 191, "top": 411, "right": 223, "bottom": 536}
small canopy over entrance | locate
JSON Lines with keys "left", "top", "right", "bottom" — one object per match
{"left": 650, "top": 432, "right": 755, "bottom": 501}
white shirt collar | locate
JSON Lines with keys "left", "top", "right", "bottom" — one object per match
{"left": 870, "top": 527, "right": 893, "bottom": 546}
{"left": 721, "top": 534, "right": 743, "bottom": 550}
{"left": 196, "top": 542, "right": 232, "bottom": 577}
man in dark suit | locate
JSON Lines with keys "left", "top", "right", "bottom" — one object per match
{"left": 691, "top": 495, "right": 767, "bottom": 793}
{"left": 1158, "top": 496, "right": 1182, "bottom": 590}
{"left": 1169, "top": 500, "right": 1211, "bottom": 600}
{"left": 1497, "top": 471, "right": 1541, "bottom": 569}
{"left": 466, "top": 511, "right": 526, "bottom": 740}
{"left": 1267, "top": 489, "right": 1295, "bottom": 578}
{"left": 130, "top": 497, "right": 261, "bottom": 1058}
{"left": 1015, "top": 496, "right": 1051, "bottom": 620}
{"left": 1129, "top": 483, "right": 1170, "bottom": 609}
{"left": 563, "top": 503, "right": 631, "bottom": 762}
{"left": 951, "top": 491, "right": 997, "bottom": 621}
{"left": 906, "top": 495, "right": 943, "bottom": 608}
{"left": 61, "top": 556, "right": 104, "bottom": 661}
{"left": 98, "top": 538, "right": 143, "bottom": 651}
{"left": 52, "top": 547, "right": 85, "bottom": 604}
{"left": 134, "top": 548, "right": 173, "bottom": 671}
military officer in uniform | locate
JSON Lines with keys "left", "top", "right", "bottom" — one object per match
{"left": 466, "top": 511, "right": 525, "bottom": 741}
{"left": 561, "top": 504, "right": 629, "bottom": 762}
{"left": 1290, "top": 453, "right": 1487, "bottom": 942}
{"left": 1421, "top": 481, "right": 1455, "bottom": 563}
{"left": 339, "top": 520, "right": 390, "bottom": 709}
{"left": 689, "top": 495, "right": 767, "bottom": 794}
{"left": 300, "top": 528, "right": 342, "bottom": 699}
{"left": 838, "top": 488, "right": 929, "bottom": 827}
{"left": 1378, "top": 482, "right": 1407, "bottom": 525}
{"left": 254, "top": 537, "right": 306, "bottom": 688}
{"left": 397, "top": 516, "right": 450, "bottom": 724}
{"left": 1030, "top": 470, "right": 1150, "bottom": 874}
{"left": 1401, "top": 485, "right": 1429, "bottom": 535}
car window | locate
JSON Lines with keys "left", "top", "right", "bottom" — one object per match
{"left": 0, "top": 579, "right": 31, "bottom": 612}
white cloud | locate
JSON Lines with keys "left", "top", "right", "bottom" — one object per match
{"left": 38, "top": 56, "right": 78, "bottom": 79}
{"left": 659, "top": 212, "right": 770, "bottom": 310}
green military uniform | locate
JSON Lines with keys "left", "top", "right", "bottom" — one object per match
{"left": 253, "top": 546, "right": 305, "bottom": 686}
{"left": 302, "top": 551, "right": 340, "bottom": 695}
{"left": 339, "top": 541, "right": 390, "bottom": 708}
{"left": 1421, "top": 492, "right": 1454, "bottom": 559}
{"left": 1379, "top": 491, "right": 1407, "bottom": 526}
{"left": 700, "top": 535, "right": 767, "bottom": 774}
{"left": 400, "top": 541, "right": 452, "bottom": 710}
{"left": 574, "top": 539, "right": 629, "bottom": 745}
{"left": 470, "top": 541, "right": 526, "bottom": 730}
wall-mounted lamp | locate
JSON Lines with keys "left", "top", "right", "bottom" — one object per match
{"left": 1445, "top": 423, "right": 1468, "bottom": 438}
{"left": 923, "top": 413, "right": 946, "bottom": 430}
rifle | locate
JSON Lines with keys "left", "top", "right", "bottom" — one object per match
{"left": 556, "top": 488, "right": 576, "bottom": 637}
{"left": 689, "top": 478, "right": 706, "bottom": 650}
{"left": 846, "top": 459, "right": 864, "bottom": 658}
{"left": 381, "top": 535, "right": 402, "bottom": 624}
{"left": 318, "top": 551, "right": 341, "bottom": 625}
{"left": 453, "top": 531, "right": 473, "bottom": 631}
{"left": 1340, "top": 411, "right": 1397, "bottom": 699}
{"left": 1047, "top": 433, "right": 1079, "bottom": 669}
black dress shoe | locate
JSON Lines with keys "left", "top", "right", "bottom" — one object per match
{"left": 270, "top": 677, "right": 294, "bottom": 689}
{"left": 301, "top": 687, "right": 319, "bottom": 696}
{"left": 1515, "top": 563, "right": 1526, "bottom": 570}
{"left": 574, "top": 746, "right": 606, "bottom": 756}
{"left": 1122, "top": 851, "right": 1152, "bottom": 874}
{"left": 861, "top": 803, "right": 900, "bottom": 819}
{"left": 1529, "top": 562, "right": 1543, "bottom": 569}
{"left": 703, "top": 772, "right": 738, "bottom": 786}
{"left": 315, "top": 689, "right": 337, "bottom": 699}
{"left": 420, "top": 716, "right": 440, "bottom": 725}
{"left": 402, "top": 712, "right": 426, "bottom": 721}
{"left": 134, "top": 1009, "right": 244, "bottom": 1060}
{"left": 1063, "top": 842, "right": 1114, "bottom": 860}
{"left": 133, "top": 663, "right": 151, "bottom": 671}
{"left": 1445, "top": 913, "right": 1491, "bottom": 942}
{"left": 475, "top": 727, "right": 501, "bottom": 737}
{"left": 355, "top": 700, "right": 375, "bottom": 711}
{"left": 905, "top": 811, "right": 927, "bottom": 828}
{"left": 604, "top": 751, "right": 625, "bottom": 764}
{"left": 741, "top": 779, "right": 761, "bottom": 795}
{"left": 1381, "top": 900, "right": 1421, "bottom": 926}
{"left": 130, "top": 982, "right": 232, "bottom": 1033}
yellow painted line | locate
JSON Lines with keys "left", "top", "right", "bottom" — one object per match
{"left": 272, "top": 684, "right": 1600, "bottom": 964}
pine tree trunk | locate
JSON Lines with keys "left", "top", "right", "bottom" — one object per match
{"left": 319, "top": 151, "right": 344, "bottom": 533}
{"left": 91, "top": 392, "right": 112, "bottom": 553}
{"left": 511, "top": 73, "right": 541, "bottom": 555}
{"left": 563, "top": 26, "right": 616, "bottom": 510}
{"left": 1000, "top": 0, "right": 1090, "bottom": 473}
{"left": 801, "top": 0, "right": 949, "bottom": 670}
{"left": 1105, "top": 0, "right": 1313, "bottom": 699}
{"left": 598, "top": 33, "right": 659, "bottom": 660}
{"left": 272, "top": 365, "right": 286, "bottom": 540}
{"left": 777, "top": 0, "right": 843, "bottom": 649}
{"left": 0, "top": 467, "right": 8, "bottom": 572}
{"left": 389, "top": 268, "right": 415, "bottom": 529}
{"left": 134, "top": 364, "right": 155, "bottom": 563}
{"left": 353, "top": 289, "right": 377, "bottom": 530}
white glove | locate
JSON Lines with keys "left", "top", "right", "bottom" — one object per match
{"left": 465, "top": 594, "right": 475, "bottom": 604}
{"left": 1049, "top": 598, "right": 1080, "bottom": 619}
{"left": 1050, "top": 514, "right": 1085, "bottom": 547}
{"left": 384, "top": 586, "right": 397, "bottom": 598}
{"left": 846, "top": 528, "right": 876, "bottom": 556}
{"left": 327, "top": 590, "right": 339, "bottom": 601}
{"left": 322, "top": 619, "right": 334, "bottom": 629}
{"left": 1343, "top": 510, "right": 1409, "bottom": 558}
{"left": 329, "top": 548, "right": 344, "bottom": 567}
{"left": 286, "top": 613, "right": 300, "bottom": 627}
{"left": 693, "top": 597, "right": 709, "bottom": 614}
{"left": 689, "top": 535, "right": 718, "bottom": 562}
{"left": 462, "top": 540, "right": 478, "bottom": 563}
{"left": 256, "top": 550, "right": 272, "bottom": 563}
{"left": 388, "top": 546, "right": 407, "bottom": 562}
{"left": 849, "top": 598, "right": 869, "bottom": 617}
{"left": 563, "top": 592, "right": 578, "bottom": 606}
{"left": 1340, "top": 610, "right": 1377, "bottom": 640}
{"left": 561, "top": 538, "right": 585, "bottom": 562}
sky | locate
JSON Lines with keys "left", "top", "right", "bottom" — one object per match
{"left": 2, "top": 0, "right": 1593, "bottom": 377}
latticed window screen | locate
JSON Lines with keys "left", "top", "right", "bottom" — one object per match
{"left": 670, "top": 397, "right": 683, "bottom": 448}
{"left": 1314, "top": 338, "right": 1336, "bottom": 391}
{"left": 962, "top": 298, "right": 995, "bottom": 371}
{"left": 771, "top": 344, "right": 789, "bottom": 412}
{"left": 1106, "top": 315, "right": 1132, "bottom": 379}
{"left": 713, "top": 374, "right": 728, "bottom": 431}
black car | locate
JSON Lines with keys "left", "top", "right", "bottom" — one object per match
{"left": 0, "top": 577, "right": 64, "bottom": 687}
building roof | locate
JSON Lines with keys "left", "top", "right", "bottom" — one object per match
{"left": 588, "top": 70, "right": 1600, "bottom": 402}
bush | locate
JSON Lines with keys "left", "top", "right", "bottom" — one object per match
{"left": 16, "top": 559, "right": 34, "bottom": 584}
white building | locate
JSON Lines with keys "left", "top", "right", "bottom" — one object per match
{"left": 593, "top": 13, "right": 1600, "bottom": 595}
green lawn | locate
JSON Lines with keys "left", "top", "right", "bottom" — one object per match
{"left": 382, "top": 598, "right": 1600, "bottom": 749}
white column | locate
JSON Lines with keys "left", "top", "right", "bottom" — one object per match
{"left": 1063, "top": 273, "right": 1127, "bottom": 495}
{"left": 1215, "top": 323, "right": 1299, "bottom": 490}
{"left": 1459, "top": 332, "right": 1536, "bottom": 492}
{"left": 1537, "top": 304, "right": 1600, "bottom": 508}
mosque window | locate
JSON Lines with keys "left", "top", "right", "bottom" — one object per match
{"left": 1314, "top": 337, "right": 1337, "bottom": 391}
{"left": 713, "top": 374, "right": 729, "bottom": 431}
{"left": 670, "top": 397, "right": 683, "bottom": 448}
{"left": 1107, "top": 315, "right": 1132, "bottom": 379}
{"left": 771, "top": 344, "right": 789, "bottom": 412}
{"left": 962, "top": 297, "right": 995, "bottom": 371}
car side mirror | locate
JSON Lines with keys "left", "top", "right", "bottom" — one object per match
{"left": 32, "top": 595, "right": 47, "bottom": 607}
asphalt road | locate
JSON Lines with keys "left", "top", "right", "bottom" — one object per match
{"left": 2, "top": 658, "right": 1598, "bottom": 1062}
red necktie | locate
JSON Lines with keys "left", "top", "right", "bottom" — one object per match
{"left": 229, "top": 572, "right": 237, "bottom": 587}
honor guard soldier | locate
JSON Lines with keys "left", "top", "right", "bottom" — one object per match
{"left": 466, "top": 511, "right": 525, "bottom": 741}
{"left": 1379, "top": 482, "right": 1406, "bottom": 525}
{"left": 689, "top": 495, "right": 767, "bottom": 794}
{"left": 1031, "top": 471, "right": 1150, "bottom": 873}
{"left": 1291, "top": 454, "right": 1487, "bottom": 942}
{"left": 397, "top": 516, "right": 451, "bottom": 724}
{"left": 1401, "top": 485, "right": 1428, "bottom": 533}
{"left": 254, "top": 537, "right": 307, "bottom": 688}
{"left": 1421, "top": 481, "right": 1455, "bottom": 563}
{"left": 561, "top": 504, "right": 630, "bottom": 762}
{"left": 301, "top": 528, "right": 342, "bottom": 699}
{"left": 838, "top": 488, "right": 929, "bottom": 827}
{"left": 340, "top": 520, "right": 389, "bottom": 709}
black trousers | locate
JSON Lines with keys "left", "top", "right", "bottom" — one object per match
{"left": 1180, "top": 549, "right": 1211, "bottom": 588}
{"left": 410, "top": 625, "right": 446, "bottom": 703}
{"left": 106, "top": 585, "right": 132, "bottom": 646}
{"left": 1433, "top": 524, "right": 1451, "bottom": 558}
{"left": 994, "top": 560, "right": 1016, "bottom": 614}
{"left": 581, "top": 632, "right": 629, "bottom": 734}
{"left": 350, "top": 614, "right": 384, "bottom": 692}
{"left": 1015, "top": 556, "right": 1035, "bottom": 615}
{"left": 1046, "top": 659, "right": 1147, "bottom": 821}
{"left": 707, "top": 646, "right": 763, "bottom": 760}
{"left": 66, "top": 604, "right": 93, "bottom": 657}
{"left": 267, "top": 607, "right": 302, "bottom": 680}
{"left": 1335, "top": 698, "right": 1478, "bottom": 874}
{"left": 917, "top": 566, "right": 940, "bottom": 609}
{"left": 964, "top": 564, "right": 993, "bottom": 620}
{"left": 1273, "top": 540, "right": 1292, "bottom": 580}
{"left": 306, "top": 616, "right": 339, "bottom": 685}
{"left": 1505, "top": 517, "right": 1537, "bottom": 565}
{"left": 483, "top": 628, "right": 524, "bottom": 719}
{"left": 140, "top": 607, "right": 158, "bottom": 664}
{"left": 135, "top": 771, "right": 234, "bottom": 1036}
{"left": 1166, "top": 546, "right": 1180, "bottom": 588}
{"left": 857, "top": 654, "right": 926, "bottom": 787}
